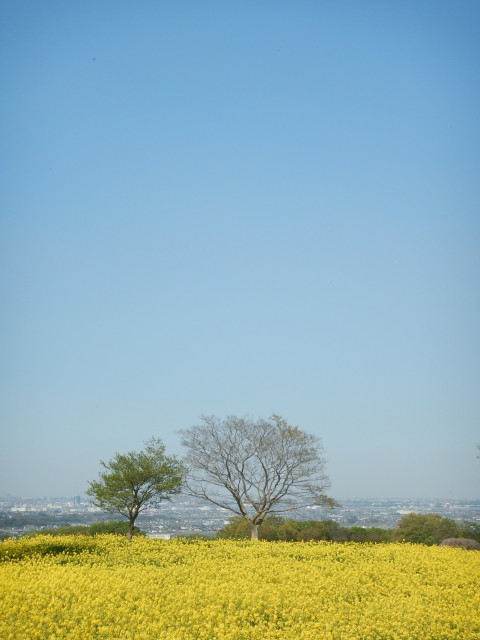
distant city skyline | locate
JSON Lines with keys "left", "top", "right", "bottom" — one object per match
{"left": 1, "top": 2, "right": 479, "bottom": 501}
{"left": 2, "top": 495, "right": 479, "bottom": 539}
{"left": 4, "top": 493, "right": 480, "bottom": 501}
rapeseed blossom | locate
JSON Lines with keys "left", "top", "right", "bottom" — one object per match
{"left": 1, "top": 535, "right": 479, "bottom": 639}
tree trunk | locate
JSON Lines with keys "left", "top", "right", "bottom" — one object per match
{"left": 127, "top": 518, "right": 135, "bottom": 542}
{"left": 250, "top": 522, "right": 260, "bottom": 540}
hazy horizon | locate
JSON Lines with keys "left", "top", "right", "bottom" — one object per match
{"left": 3, "top": 493, "right": 479, "bottom": 503}
{"left": 1, "top": 2, "right": 479, "bottom": 501}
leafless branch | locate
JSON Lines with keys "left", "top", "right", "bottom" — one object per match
{"left": 180, "top": 414, "right": 333, "bottom": 538}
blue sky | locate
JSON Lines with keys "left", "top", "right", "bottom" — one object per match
{"left": 1, "top": 1, "right": 479, "bottom": 500}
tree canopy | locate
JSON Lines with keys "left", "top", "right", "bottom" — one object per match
{"left": 181, "top": 414, "right": 334, "bottom": 539}
{"left": 394, "top": 513, "right": 461, "bottom": 545}
{"left": 87, "top": 437, "right": 184, "bottom": 540}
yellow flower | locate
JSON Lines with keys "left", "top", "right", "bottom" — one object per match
{"left": 0, "top": 535, "right": 479, "bottom": 639}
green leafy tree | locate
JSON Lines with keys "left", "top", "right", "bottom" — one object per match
{"left": 182, "top": 414, "right": 335, "bottom": 540}
{"left": 295, "top": 519, "right": 344, "bottom": 542}
{"left": 87, "top": 438, "right": 184, "bottom": 541}
{"left": 394, "top": 513, "right": 461, "bottom": 545}
{"left": 459, "top": 522, "right": 480, "bottom": 544}
{"left": 277, "top": 519, "right": 301, "bottom": 541}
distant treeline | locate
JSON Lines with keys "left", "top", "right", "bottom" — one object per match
{"left": 15, "top": 521, "right": 145, "bottom": 539}
{"left": 216, "top": 513, "right": 480, "bottom": 546}
{"left": 3, "top": 513, "right": 480, "bottom": 546}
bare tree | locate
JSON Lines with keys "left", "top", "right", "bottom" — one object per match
{"left": 181, "top": 414, "right": 335, "bottom": 539}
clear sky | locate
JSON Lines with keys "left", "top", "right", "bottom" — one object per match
{"left": 1, "top": 1, "right": 479, "bottom": 500}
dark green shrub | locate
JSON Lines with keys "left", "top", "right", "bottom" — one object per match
{"left": 459, "top": 522, "right": 480, "bottom": 543}
{"left": 395, "top": 513, "right": 461, "bottom": 545}
{"left": 20, "top": 520, "right": 145, "bottom": 539}
{"left": 217, "top": 517, "right": 394, "bottom": 543}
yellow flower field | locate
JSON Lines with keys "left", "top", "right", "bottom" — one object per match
{"left": 1, "top": 535, "right": 479, "bottom": 640}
